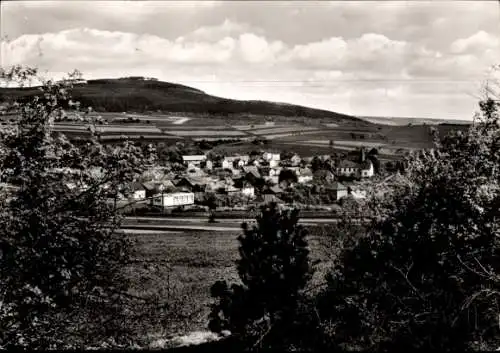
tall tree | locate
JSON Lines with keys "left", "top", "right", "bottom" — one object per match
{"left": 208, "top": 203, "right": 316, "bottom": 350}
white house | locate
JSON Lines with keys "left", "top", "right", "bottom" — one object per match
{"left": 336, "top": 160, "right": 360, "bottom": 177}
{"left": 329, "top": 182, "right": 348, "bottom": 201}
{"left": 263, "top": 152, "right": 280, "bottom": 162}
{"left": 337, "top": 159, "right": 374, "bottom": 178}
{"left": 241, "top": 184, "right": 255, "bottom": 198}
{"left": 233, "top": 159, "right": 247, "bottom": 168}
{"left": 269, "top": 167, "right": 282, "bottom": 177}
{"left": 151, "top": 192, "right": 195, "bottom": 208}
{"left": 222, "top": 155, "right": 250, "bottom": 170}
{"left": 360, "top": 160, "right": 374, "bottom": 178}
{"left": 129, "top": 182, "right": 146, "bottom": 200}
{"left": 203, "top": 160, "right": 213, "bottom": 171}
{"left": 182, "top": 155, "right": 206, "bottom": 166}
{"left": 297, "top": 168, "right": 313, "bottom": 184}
{"left": 263, "top": 152, "right": 280, "bottom": 168}
{"left": 350, "top": 188, "right": 367, "bottom": 199}
{"left": 290, "top": 154, "right": 302, "bottom": 166}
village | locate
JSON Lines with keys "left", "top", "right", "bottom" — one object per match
{"left": 122, "top": 146, "right": 383, "bottom": 214}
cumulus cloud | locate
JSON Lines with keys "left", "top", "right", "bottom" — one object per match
{"left": 450, "top": 30, "right": 499, "bottom": 54}
{"left": 184, "top": 19, "right": 258, "bottom": 42}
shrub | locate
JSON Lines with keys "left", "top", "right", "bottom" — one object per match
{"left": 0, "top": 66, "right": 153, "bottom": 349}
{"left": 317, "top": 96, "right": 500, "bottom": 351}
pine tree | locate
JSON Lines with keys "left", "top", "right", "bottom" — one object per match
{"left": 208, "top": 203, "right": 315, "bottom": 350}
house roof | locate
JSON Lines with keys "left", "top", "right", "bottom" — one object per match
{"left": 176, "top": 176, "right": 209, "bottom": 188}
{"left": 130, "top": 181, "right": 145, "bottom": 191}
{"left": 298, "top": 167, "right": 313, "bottom": 176}
{"left": 337, "top": 160, "right": 360, "bottom": 169}
{"left": 360, "top": 160, "right": 373, "bottom": 170}
{"left": 242, "top": 166, "right": 261, "bottom": 178}
{"left": 143, "top": 180, "right": 176, "bottom": 192}
{"left": 182, "top": 155, "right": 206, "bottom": 161}
{"left": 142, "top": 181, "right": 157, "bottom": 191}
{"left": 264, "top": 185, "right": 283, "bottom": 194}
{"left": 224, "top": 155, "right": 249, "bottom": 162}
{"left": 329, "top": 182, "right": 347, "bottom": 191}
{"left": 225, "top": 185, "right": 240, "bottom": 193}
{"left": 160, "top": 180, "right": 176, "bottom": 189}
{"left": 314, "top": 169, "right": 334, "bottom": 178}
{"left": 255, "top": 194, "right": 284, "bottom": 204}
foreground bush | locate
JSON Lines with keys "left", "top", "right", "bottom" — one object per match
{"left": 0, "top": 66, "right": 154, "bottom": 349}
{"left": 317, "top": 96, "right": 500, "bottom": 351}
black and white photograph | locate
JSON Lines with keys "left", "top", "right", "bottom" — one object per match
{"left": 0, "top": 0, "right": 499, "bottom": 350}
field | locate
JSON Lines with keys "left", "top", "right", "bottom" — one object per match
{"left": 123, "top": 226, "right": 338, "bottom": 339}
{"left": 2, "top": 107, "right": 470, "bottom": 156}
{"left": 0, "top": 77, "right": 472, "bottom": 156}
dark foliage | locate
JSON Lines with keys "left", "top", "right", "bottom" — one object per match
{"left": 316, "top": 96, "right": 500, "bottom": 351}
{"left": 0, "top": 67, "right": 153, "bottom": 349}
{"left": 208, "top": 203, "right": 317, "bottom": 351}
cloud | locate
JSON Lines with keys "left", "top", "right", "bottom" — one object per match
{"left": 237, "top": 33, "right": 286, "bottom": 64}
{"left": 450, "top": 30, "right": 499, "bottom": 54}
{"left": 184, "top": 19, "right": 255, "bottom": 42}
{"left": 1, "top": 28, "right": 237, "bottom": 69}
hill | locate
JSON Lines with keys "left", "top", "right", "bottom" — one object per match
{"left": 0, "top": 77, "right": 361, "bottom": 125}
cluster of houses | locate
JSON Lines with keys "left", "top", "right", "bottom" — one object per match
{"left": 125, "top": 149, "right": 375, "bottom": 209}
{"left": 0, "top": 149, "right": 375, "bottom": 210}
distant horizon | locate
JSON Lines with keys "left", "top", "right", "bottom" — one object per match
{"left": 0, "top": 73, "right": 478, "bottom": 122}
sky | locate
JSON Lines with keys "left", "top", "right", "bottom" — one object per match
{"left": 1, "top": 1, "right": 499, "bottom": 120}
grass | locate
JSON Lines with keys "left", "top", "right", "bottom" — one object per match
{"left": 124, "top": 230, "right": 241, "bottom": 336}
{"left": 165, "top": 130, "right": 246, "bottom": 137}
{"left": 249, "top": 126, "right": 319, "bottom": 135}
{"left": 300, "top": 140, "right": 387, "bottom": 148}
{"left": 122, "top": 225, "right": 345, "bottom": 339}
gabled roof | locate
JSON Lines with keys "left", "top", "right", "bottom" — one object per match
{"left": 224, "top": 155, "right": 249, "bottom": 162}
{"left": 337, "top": 160, "right": 360, "bottom": 169}
{"left": 225, "top": 185, "right": 240, "bottom": 193}
{"left": 255, "top": 194, "right": 284, "bottom": 204}
{"left": 176, "top": 176, "right": 209, "bottom": 188}
{"left": 360, "top": 160, "right": 373, "bottom": 170}
{"left": 142, "top": 181, "right": 157, "bottom": 191}
{"left": 298, "top": 167, "right": 313, "bottom": 176}
{"left": 242, "top": 166, "right": 261, "bottom": 178}
{"left": 314, "top": 169, "right": 334, "bottom": 178}
{"left": 329, "top": 182, "right": 347, "bottom": 191}
{"left": 182, "top": 155, "right": 206, "bottom": 161}
{"left": 242, "top": 182, "right": 254, "bottom": 189}
{"left": 130, "top": 181, "right": 145, "bottom": 191}
{"left": 143, "top": 180, "right": 176, "bottom": 192}
{"left": 264, "top": 185, "right": 283, "bottom": 194}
